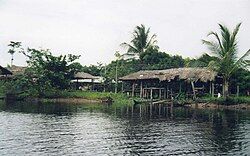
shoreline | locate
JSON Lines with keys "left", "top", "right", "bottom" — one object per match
{"left": 26, "top": 97, "right": 102, "bottom": 104}
{"left": 1, "top": 96, "right": 249, "bottom": 110}
{"left": 189, "top": 102, "right": 250, "bottom": 110}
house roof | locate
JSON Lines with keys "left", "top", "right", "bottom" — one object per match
{"left": 74, "top": 72, "right": 97, "bottom": 79}
{"left": 7, "top": 65, "right": 27, "bottom": 75}
{"left": 0, "top": 66, "right": 13, "bottom": 75}
{"left": 119, "top": 67, "right": 217, "bottom": 82}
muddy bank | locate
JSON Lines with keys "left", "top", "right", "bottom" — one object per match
{"left": 189, "top": 103, "right": 250, "bottom": 110}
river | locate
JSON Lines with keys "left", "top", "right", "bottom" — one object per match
{"left": 0, "top": 101, "right": 249, "bottom": 155}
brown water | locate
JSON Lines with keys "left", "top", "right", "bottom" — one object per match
{"left": 0, "top": 101, "right": 249, "bottom": 155}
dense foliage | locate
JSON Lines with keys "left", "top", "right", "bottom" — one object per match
{"left": 1, "top": 24, "right": 249, "bottom": 98}
{"left": 6, "top": 47, "right": 82, "bottom": 97}
{"left": 202, "top": 23, "right": 250, "bottom": 97}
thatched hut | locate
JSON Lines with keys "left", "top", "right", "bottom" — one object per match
{"left": 120, "top": 68, "right": 217, "bottom": 99}
{"left": 0, "top": 66, "right": 13, "bottom": 79}
{"left": 7, "top": 65, "right": 27, "bottom": 75}
{"left": 0, "top": 66, "right": 12, "bottom": 75}
{"left": 71, "top": 72, "right": 99, "bottom": 91}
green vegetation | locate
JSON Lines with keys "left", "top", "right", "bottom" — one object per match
{"left": 7, "top": 41, "right": 22, "bottom": 66}
{"left": 121, "top": 24, "right": 158, "bottom": 58}
{"left": 1, "top": 23, "right": 249, "bottom": 106}
{"left": 202, "top": 23, "right": 250, "bottom": 97}
{"left": 39, "top": 90, "right": 133, "bottom": 107}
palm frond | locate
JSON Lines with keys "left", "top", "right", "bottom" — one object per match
{"left": 229, "top": 49, "right": 250, "bottom": 75}
{"left": 207, "top": 31, "right": 223, "bottom": 52}
{"left": 202, "top": 40, "right": 222, "bottom": 58}
{"left": 230, "top": 23, "right": 241, "bottom": 47}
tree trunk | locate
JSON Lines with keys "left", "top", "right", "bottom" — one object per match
{"left": 223, "top": 79, "right": 229, "bottom": 98}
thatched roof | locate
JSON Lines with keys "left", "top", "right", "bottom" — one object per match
{"left": 0, "top": 66, "right": 12, "bottom": 75}
{"left": 120, "top": 68, "right": 217, "bottom": 82}
{"left": 7, "top": 65, "right": 27, "bottom": 75}
{"left": 74, "top": 72, "right": 97, "bottom": 79}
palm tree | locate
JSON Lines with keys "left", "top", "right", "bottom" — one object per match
{"left": 121, "top": 24, "right": 158, "bottom": 58}
{"left": 7, "top": 41, "right": 22, "bottom": 66}
{"left": 202, "top": 23, "right": 250, "bottom": 97}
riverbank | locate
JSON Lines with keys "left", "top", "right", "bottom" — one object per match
{"left": 25, "top": 91, "right": 133, "bottom": 106}
{"left": 189, "top": 103, "right": 250, "bottom": 110}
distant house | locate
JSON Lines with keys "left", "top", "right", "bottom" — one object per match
{"left": 71, "top": 72, "right": 104, "bottom": 91}
{"left": 120, "top": 67, "right": 218, "bottom": 99}
{"left": 7, "top": 65, "right": 27, "bottom": 76}
{"left": 0, "top": 65, "right": 28, "bottom": 80}
{"left": 0, "top": 66, "right": 13, "bottom": 79}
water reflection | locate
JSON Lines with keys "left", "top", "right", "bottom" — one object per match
{"left": 0, "top": 100, "right": 249, "bottom": 155}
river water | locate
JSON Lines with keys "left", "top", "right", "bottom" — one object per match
{"left": 0, "top": 101, "right": 249, "bottom": 155}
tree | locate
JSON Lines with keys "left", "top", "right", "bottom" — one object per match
{"left": 121, "top": 24, "right": 158, "bottom": 58}
{"left": 202, "top": 23, "right": 250, "bottom": 97}
{"left": 185, "top": 53, "right": 218, "bottom": 67}
{"left": 7, "top": 41, "right": 22, "bottom": 66}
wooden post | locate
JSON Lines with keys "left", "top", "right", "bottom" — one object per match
{"left": 212, "top": 82, "right": 214, "bottom": 97}
{"left": 77, "top": 78, "right": 79, "bottom": 90}
{"left": 171, "top": 88, "right": 173, "bottom": 99}
{"left": 159, "top": 104, "right": 161, "bottom": 115}
{"left": 121, "top": 82, "right": 124, "bottom": 93}
{"left": 150, "top": 88, "right": 153, "bottom": 100}
{"left": 140, "top": 81, "right": 143, "bottom": 98}
{"left": 179, "top": 82, "right": 182, "bottom": 93}
{"left": 132, "top": 81, "right": 135, "bottom": 97}
{"left": 159, "top": 89, "right": 162, "bottom": 99}
{"left": 236, "top": 85, "right": 239, "bottom": 97}
{"left": 191, "top": 81, "right": 196, "bottom": 100}
{"left": 91, "top": 79, "right": 94, "bottom": 91}
{"left": 164, "top": 88, "right": 166, "bottom": 99}
{"left": 167, "top": 84, "right": 169, "bottom": 99}
{"left": 209, "top": 81, "right": 212, "bottom": 94}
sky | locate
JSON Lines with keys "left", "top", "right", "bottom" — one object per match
{"left": 0, "top": 0, "right": 249, "bottom": 67}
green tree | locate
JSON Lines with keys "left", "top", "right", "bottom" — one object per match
{"left": 202, "top": 23, "right": 250, "bottom": 97}
{"left": 186, "top": 53, "right": 218, "bottom": 67}
{"left": 121, "top": 24, "right": 158, "bottom": 58}
{"left": 7, "top": 41, "right": 22, "bottom": 66}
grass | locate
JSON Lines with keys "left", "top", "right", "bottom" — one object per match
{"left": 42, "top": 90, "right": 133, "bottom": 107}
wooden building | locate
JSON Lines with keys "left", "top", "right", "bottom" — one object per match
{"left": 120, "top": 67, "right": 217, "bottom": 99}
{"left": 0, "top": 66, "right": 13, "bottom": 79}
{"left": 71, "top": 72, "right": 99, "bottom": 91}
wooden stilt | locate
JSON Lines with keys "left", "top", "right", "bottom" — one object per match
{"left": 167, "top": 84, "right": 169, "bottom": 99}
{"left": 121, "top": 82, "right": 124, "bottom": 93}
{"left": 140, "top": 81, "right": 143, "bottom": 98}
{"left": 236, "top": 85, "right": 239, "bottom": 97}
{"left": 209, "top": 81, "right": 212, "bottom": 94}
{"left": 191, "top": 81, "right": 196, "bottom": 100}
{"left": 150, "top": 88, "right": 153, "bottom": 100}
{"left": 212, "top": 82, "right": 214, "bottom": 97}
{"left": 170, "top": 88, "right": 173, "bottom": 99}
{"left": 179, "top": 82, "right": 182, "bottom": 93}
{"left": 164, "top": 88, "right": 166, "bottom": 99}
{"left": 91, "top": 79, "right": 94, "bottom": 91}
{"left": 132, "top": 81, "right": 135, "bottom": 97}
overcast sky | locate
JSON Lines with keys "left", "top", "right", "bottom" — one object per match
{"left": 0, "top": 0, "right": 249, "bottom": 66}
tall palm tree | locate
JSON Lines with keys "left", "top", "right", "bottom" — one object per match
{"left": 202, "top": 23, "right": 250, "bottom": 97}
{"left": 121, "top": 24, "right": 157, "bottom": 58}
{"left": 7, "top": 41, "right": 22, "bottom": 66}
